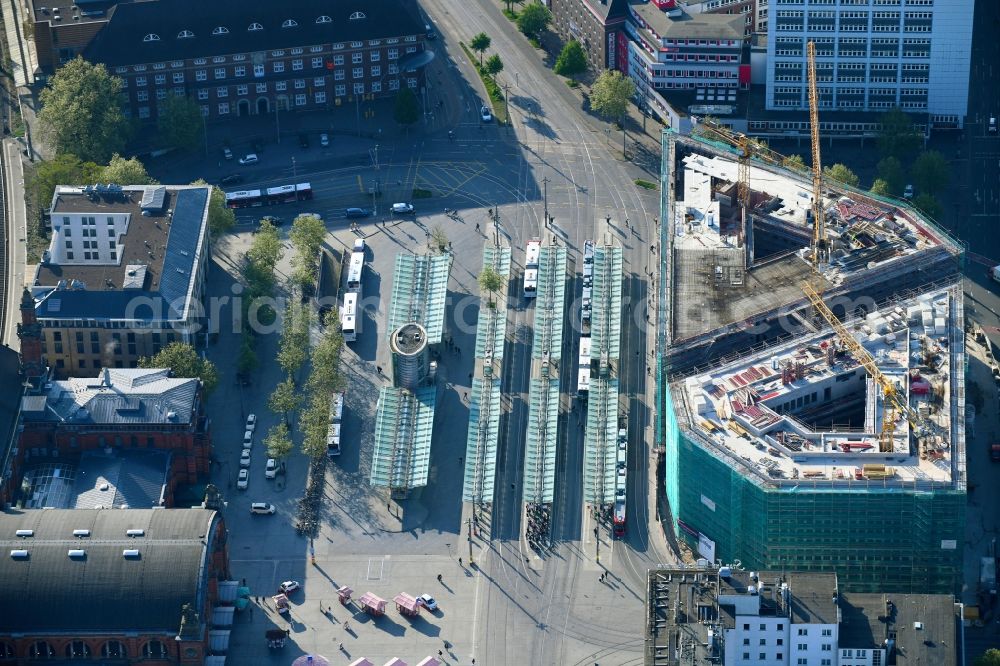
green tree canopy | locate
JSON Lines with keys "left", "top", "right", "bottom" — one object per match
{"left": 822, "top": 163, "right": 860, "bottom": 188}
{"left": 269, "top": 377, "right": 302, "bottom": 426}
{"left": 516, "top": 2, "right": 552, "bottom": 39}
{"left": 870, "top": 178, "right": 891, "bottom": 197}
{"left": 158, "top": 94, "right": 204, "bottom": 152}
{"left": 973, "top": 648, "right": 1000, "bottom": 666}
{"left": 264, "top": 422, "right": 294, "bottom": 460}
{"left": 430, "top": 225, "right": 450, "bottom": 254}
{"left": 911, "top": 150, "right": 949, "bottom": 195}
{"left": 191, "top": 179, "right": 235, "bottom": 236}
{"left": 781, "top": 154, "right": 807, "bottom": 172}
{"left": 237, "top": 334, "right": 258, "bottom": 375}
{"left": 289, "top": 213, "right": 327, "bottom": 290}
{"left": 299, "top": 394, "right": 329, "bottom": 459}
{"left": 101, "top": 154, "right": 156, "bottom": 185}
{"left": 38, "top": 58, "right": 130, "bottom": 163}
{"left": 470, "top": 32, "right": 492, "bottom": 66}
{"left": 590, "top": 70, "right": 636, "bottom": 122}
{"left": 478, "top": 266, "right": 505, "bottom": 306}
{"left": 393, "top": 88, "right": 420, "bottom": 127}
{"left": 877, "top": 107, "right": 921, "bottom": 159}
{"left": 484, "top": 53, "right": 504, "bottom": 79}
{"left": 912, "top": 193, "right": 942, "bottom": 220}
{"left": 554, "top": 40, "right": 588, "bottom": 77}
{"left": 139, "top": 342, "right": 218, "bottom": 395}
{"left": 307, "top": 315, "right": 346, "bottom": 396}
{"left": 278, "top": 301, "right": 311, "bottom": 377}
{"left": 876, "top": 156, "right": 904, "bottom": 195}
{"left": 244, "top": 220, "right": 283, "bottom": 296}
{"left": 28, "top": 153, "right": 101, "bottom": 210}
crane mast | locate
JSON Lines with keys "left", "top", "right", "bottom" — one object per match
{"left": 806, "top": 41, "right": 827, "bottom": 267}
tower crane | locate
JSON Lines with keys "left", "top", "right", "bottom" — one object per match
{"left": 801, "top": 282, "right": 921, "bottom": 452}
{"left": 806, "top": 41, "right": 828, "bottom": 267}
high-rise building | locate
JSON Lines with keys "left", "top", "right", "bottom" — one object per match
{"left": 656, "top": 131, "right": 966, "bottom": 594}
{"left": 764, "top": 0, "right": 974, "bottom": 128}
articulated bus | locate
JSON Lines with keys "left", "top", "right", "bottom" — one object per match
{"left": 523, "top": 238, "right": 541, "bottom": 298}
{"left": 224, "top": 182, "right": 313, "bottom": 208}
{"left": 346, "top": 251, "right": 365, "bottom": 296}
{"left": 341, "top": 292, "right": 358, "bottom": 343}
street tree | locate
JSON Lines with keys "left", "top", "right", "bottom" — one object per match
{"left": 470, "top": 32, "right": 492, "bottom": 66}
{"left": 264, "top": 423, "right": 294, "bottom": 461}
{"left": 101, "top": 154, "right": 156, "bottom": 185}
{"left": 876, "top": 156, "right": 905, "bottom": 196}
{"left": 278, "top": 301, "right": 311, "bottom": 377}
{"left": 139, "top": 342, "right": 219, "bottom": 395}
{"left": 484, "top": 54, "right": 504, "bottom": 80}
{"left": 912, "top": 193, "right": 943, "bottom": 220}
{"left": 870, "top": 178, "right": 892, "bottom": 197}
{"left": 589, "top": 70, "right": 636, "bottom": 123}
{"left": 300, "top": 394, "right": 329, "bottom": 459}
{"left": 38, "top": 58, "right": 130, "bottom": 163}
{"left": 158, "top": 94, "right": 204, "bottom": 152}
{"left": 516, "top": 2, "right": 552, "bottom": 39}
{"left": 289, "top": 213, "right": 326, "bottom": 295}
{"left": 822, "top": 163, "right": 860, "bottom": 188}
{"left": 244, "top": 220, "right": 283, "bottom": 296}
{"left": 28, "top": 153, "right": 101, "bottom": 211}
{"left": 269, "top": 378, "right": 302, "bottom": 428}
{"left": 974, "top": 648, "right": 1000, "bottom": 666}
{"left": 430, "top": 225, "right": 450, "bottom": 253}
{"left": 237, "top": 334, "right": 258, "bottom": 375}
{"left": 911, "top": 150, "right": 949, "bottom": 195}
{"left": 554, "top": 40, "right": 588, "bottom": 78}
{"left": 393, "top": 88, "right": 420, "bottom": 127}
{"left": 191, "top": 178, "right": 235, "bottom": 236}
{"left": 876, "top": 107, "right": 921, "bottom": 159}
{"left": 478, "top": 266, "right": 505, "bottom": 307}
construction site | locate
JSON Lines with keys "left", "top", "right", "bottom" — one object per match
{"left": 654, "top": 45, "right": 967, "bottom": 594}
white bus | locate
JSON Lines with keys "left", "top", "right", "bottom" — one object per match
{"left": 523, "top": 239, "right": 541, "bottom": 298}
{"left": 346, "top": 251, "right": 365, "bottom": 296}
{"left": 341, "top": 292, "right": 358, "bottom": 342}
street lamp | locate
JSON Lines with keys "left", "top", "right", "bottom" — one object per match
{"left": 466, "top": 518, "right": 475, "bottom": 565}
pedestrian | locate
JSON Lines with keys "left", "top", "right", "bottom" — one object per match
{"left": 459, "top": 557, "right": 463, "bottom": 566}
{"left": 594, "top": 527, "right": 598, "bottom": 537}
{"left": 475, "top": 223, "right": 480, "bottom": 231}
{"left": 242, "top": 578, "right": 247, "bottom": 586}
{"left": 388, "top": 502, "right": 392, "bottom": 512}
{"left": 439, "top": 650, "right": 444, "bottom": 657}
{"left": 459, "top": 456, "right": 464, "bottom": 464}
{"left": 377, "top": 365, "right": 383, "bottom": 375}
{"left": 339, "top": 642, "right": 344, "bottom": 650}
{"left": 437, "top": 573, "right": 443, "bottom": 582}
{"left": 345, "top": 621, "right": 350, "bottom": 631}
{"left": 464, "top": 392, "right": 468, "bottom": 400}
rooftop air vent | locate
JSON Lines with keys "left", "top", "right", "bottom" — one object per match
{"left": 10, "top": 550, "right": 29, "bottom": 559}
{"left": 15, "top": 529, "right": 33, "bottom": 538}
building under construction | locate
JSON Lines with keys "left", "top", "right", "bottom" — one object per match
{"left": 655, "top": 130, "right": 966, "bottom": 594}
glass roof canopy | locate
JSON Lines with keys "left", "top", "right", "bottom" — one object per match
{"left": 532, "top": 246, "right": 568, "bottom": 362}
{"left": 523, "top": 377, "right": 560, "bottom": 504}
{"left": 387, "top": 253, "right": 453, "bottom": 344}
{"left": 463, "top": 377, "right": 501, "bottom": 504}
{"left": 584, "top": 377, "right": 620, "bottom": 504}
{"left": 474, "top": 247, "right": 511, "bottom": 362}
{"left": 591, "top": 246, "right": 623, "bottom": 363}
{"left": 370, "top": 386, "right": 437, "bottom": 494}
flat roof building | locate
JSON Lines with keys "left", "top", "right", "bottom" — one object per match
{"left": 24, "top": 184, "right": 211, "bottom": 377}
{"left": 655, "top": 130, "right": 966, "bottom": 594}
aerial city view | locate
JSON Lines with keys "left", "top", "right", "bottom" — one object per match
{"left": 0, "top": 0, "right": 998, "bottom": 664}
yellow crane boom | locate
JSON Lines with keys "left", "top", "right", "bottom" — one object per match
{"left": 801, "top": 282, "right": 921, "bottom": 451}
{"left": 806, "top": 41, "right": 827, "bottom": 266}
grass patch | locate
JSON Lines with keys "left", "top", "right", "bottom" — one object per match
{"left": 502, "top": 9, "right": 518, "bottom": 20}
{"left": 9, "top": 108, "right": 25, "bottom": 138}
{"left": 634, "top": 179, "right": 658, "bottom": 190}
{"left": 412, "top": 188, "right": 433, "bottom": 199}
{"left": 459, "top": 42, "right": 509, "bottom": 125}
{"left": 566, "top": 79, "right": 579, "bottom": 88}
{"left": 528, "top": 37, "right": 542, "bottom": 49}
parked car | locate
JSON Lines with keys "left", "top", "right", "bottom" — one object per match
{"left": 425, "top": 24, "right": 437, "bottom": 40}
{"left": 903, "top": 184, "right": 914, "bottom": 199}
{"left": 391, "top": 202, "right": 415, "bottom": 214}
{"left": 417, "top": 593, "right": 438, "bottom": 611}
{"left": 345, "top": 207, "right": 371, "bottom": 218}
{"left": 320, "top": 133, "right": 330, "bottom": 147}
{"left": 240, "top": 450, "right": 251, "bottom": 468}
{"left": 260, "top": 215, "right": 282, "bottom": 226}
{"left": 481, "top": 106, "right": 493, "bottom": 122}
{"left": 265, "top": 458, "right": 278, "bottom": 479}
{"left": 299, "top": 133, "right": 310, "bottom": 149}
{"left": 246, "top": 413, "right": 257, "bottom": 433}
{"left": 243, "top": 430, "right": 253, "bottom": 449}
{"left": 279, "top": 581, "right": 301, "bottom": 593}
{"left": 989, "top": 116, "right": 997, "bottom": 134}
{"left": 239, "top": 153, "right": 259, "bottom": 165}
{"left": 220, "top": 174, "right": 243, "bottom": 186}
{"left": 237, "top": 469, "right": 249, "bottom": 490}
{"left": 250, "top": 502, "right": 276, "bottom": 515}
{"left": 223, "top": 147, "right": 233, "bottom": 160}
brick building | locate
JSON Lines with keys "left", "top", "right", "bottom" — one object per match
{"left": 77, "top": 0, "right": 429, "bottom": 121}
{"left": 23, "top": 184, "right": 211, "bottom": 377}
{"left": 2, "top": 367, "right": 210, "bottom": 509}
{"left": 0, "top": 508, "right": 230, "bottom": 665}
{"left": 549, "top": 0, "right": 631, "bottom": 73}
{"left": 27, "top": 0, "right": 125, "bottom": 76}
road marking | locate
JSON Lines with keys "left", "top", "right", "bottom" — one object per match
{"left": 366, "top": 557, "right": 384, "bottom": 580}
{"left": 356, "top": 174, "right": 364, "bottom": 193}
